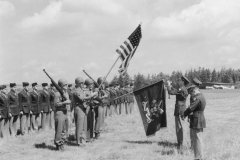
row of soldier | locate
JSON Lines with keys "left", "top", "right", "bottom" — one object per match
{"left": 0, "top": 77, "right": 135, "bottom": 151}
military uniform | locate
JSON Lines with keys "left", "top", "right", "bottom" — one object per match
{"left": 119, "top": 86, "right": 125, "bottom": 115}
{"left": 30, "top": 86, "right": 41, "bottom": 131}
{"left": 167, "top": 76, "right": 189, "bottom": 148}
{"left": 49, "top": 87, "right": 55, "bottom": 129}
{"left": 0, "top": 85, "right": 10, "bottom": 138}
{"left": 18, "top": 83, "right": 31, "bottom": 135}
{"left": 124, "top": 83, "right": 131, "bottom": 115}
{"left": 109, "top": 85, "right": 117, "bottom": 116}
{"left": 129, "top": 84, "right": 134, "bottom": 114}
{"left": 8, "top": 84, "right": 20, "bottom": 137}
{"left": 101, "top": 88, "right": 109, "bottom": 129}
{"left": 67, "top": 86, "right": 74, "bottom": 129}
{"left": 115, "top": 85, "right": 120, "bottom": 115}
{"left": 40, "top": 87, "right": 51, "bottom": 130}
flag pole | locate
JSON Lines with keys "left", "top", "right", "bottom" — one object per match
{"left": 99, "top": 56, "right": 120, "bottom": 88}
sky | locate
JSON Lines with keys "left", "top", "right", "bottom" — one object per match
{"left": 1, "top": 0, "right": 240, "bottom": 84}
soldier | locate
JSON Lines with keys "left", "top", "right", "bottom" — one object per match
{"left": 30, "top": 83, "right": 42, "bottom": 132}
{"left": 119, "top": 84, "right": 125, "bottom": 115}
{"left": 182, "top": 79, "right": 206, "bottom": 160}
{"left": 72, "top": 77, "right": 86, "bottom": 146}
{"left": 0, "top": 85, "right": 10, "bottom": 138}
{"left": 129, "top": 82, "right": 134, "bottom": 114}
{"left": 8, "top": 83, "right": 20, "bottom": 137}
{"left": 114, "top": 83, "right": 120, "bottom": 115}
{"left": 124, "top": 82, "right": 131, "bottom": 115}
{"left": 40, "top": 83, "right": 51, "bottom": 130}
{"left": 105, "top": 83, "right": 111, "bottom": 117}
{"left": 49, "top": 84, "right": 56, "bottom": 129}
{"left": 67, "top": 84, "right": 74, "bottom": 129}
{"left": 18, "top": 82, "right": 31, "bottom": 135}
{"left": 108, "top": 83, "right": 115, "bottom": 117}
{"left": 101, "top": 81, "right": 109, "bottom": 130}
{"left": 54, "top": 78, "right": 71, "bottom": 151}
{"left": 167, "top": 76, "right": 190, "bottom": 149}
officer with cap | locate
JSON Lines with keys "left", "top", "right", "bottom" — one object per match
{"left": 30, "top": 83, "right": 41, "bottom": 132}
{"left": 8, "top": 83, "right": 20, "bottom": 137}
{"left": 72, "top": 77, "right": 86, "bottom": 146}
{"left": 40, "top": 83, "right": 51, "bottom": 130}
{"left": 167, "top": 76, "right": 190, "bottom": 149}
{"left": 129, "top": 82, "right": 134, "bottom": 114}
{"left": 18, "top": 82, "right": 31, "bottom": 135}
{"left": 54, "top": 78, "right": 71, "bottom": 151}
{"left": 49, "top": 83, "right": 56, "bottom": 129}
{"left": 0, "top": 85, "right": 10, "bottom": 138}
{"left": 182, "top": 78, "right": 206, "bottom": 160}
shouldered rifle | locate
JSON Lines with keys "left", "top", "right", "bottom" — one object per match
{"left": 43, "top": 69, "right": 67, "bottom": 101}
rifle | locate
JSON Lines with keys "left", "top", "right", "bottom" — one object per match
{"left": 43, "top": 69, "right": 67, "bottom": 101}
{"left": 83, "top": 70, "right": 99, "bottom": 88}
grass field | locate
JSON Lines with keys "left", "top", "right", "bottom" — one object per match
{"left": 0, "top": 89, "right": 240, "bottom": 160}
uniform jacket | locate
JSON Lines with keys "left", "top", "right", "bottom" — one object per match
{"left": 18, "top": 89, "right": 31, "bottom": 114}
{"left": 67, "top": 89, "right": 73, "bottom": 111}
{"left": 7, "top": 90, "right": 19, "bottom": 116}
{"left": 167, "top": 86, "right": 188, "bottom": 116}
{"left": 30, "top": 90, "right": 41, "bottom": 114}
{"left": 40, "top": 90, "right": 51, "bottom": 113}
{"left": 72, "top": 87, "right": 85, "bottom": 108}
{"left": 129, "top": 88, "right": 134, "bottom": 103}
{"left": 111, "top": 89, "right": 117, "bottom": 105}
{"left": 54, "top": 91, "right": 70, "bottom": 111}
{"left": 49, "top": 89, "right": 56, "bottom": 112}
{"left": 124, "top": 87, "right": 131, "bottom": 103}
{"left": 114, "top": 88, "right": 120, "bottom": 104}
{"left": 118, "top": 88, "right": 125, "bottom": 103}
{"left": 184, "top": 93, "right": 206, "bottom": 129}
{"left": 101, "top": 89, "right": 109, "bottom": 106}
{"left": 0, "top": 93, "right": 9, "bottom": 118}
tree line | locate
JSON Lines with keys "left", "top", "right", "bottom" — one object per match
{"left": 110, "top": 67, "right": 240, "bottom": 90}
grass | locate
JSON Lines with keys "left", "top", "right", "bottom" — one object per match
{"left": 1, "top": 89, "right": 240, "bottom": 160}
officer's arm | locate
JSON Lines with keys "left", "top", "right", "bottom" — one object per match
{"left": 167, "top": 86, "right": 178, "bottom": 95}
{"left": 180, "top": 88, "right": 189, "bottom": 98}
{"left": 18, "top": 93, "right": 23, "bottom": 112}
{"left": 183, "top": 99, "right": 200, "bottom": 118}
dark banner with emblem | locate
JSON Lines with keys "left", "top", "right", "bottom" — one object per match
{"left": 134, "top": 80, "right": 167, "bottom": 137}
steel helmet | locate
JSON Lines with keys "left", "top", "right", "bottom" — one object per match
{"left": 58, "top": 78, "right": 68, "bottom": 87}
{"left": 75, "top": 77, "right": 84, "bottom": 84}
{"left": 85, "top": 78, "right": 93, "bottom": 86}
{"left": 97, "top": 77, "right": 104, "bottom": 85}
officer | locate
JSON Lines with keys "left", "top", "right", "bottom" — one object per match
{"left": 30, "top": 83, "right": 41, "bottom": 132}
{"left": 182, "top": 79, "right": 206, "bottom": 160}
{"left": 54, "top": 78, "right": 71, "bottom": 151}
{"left": 49, "top": 84, "right": 56, "bottom": 129}
{"left": 0, "top": 85, "right": 10, "bottom": 138}
{"left": 129, "top": 82, "right": 134, "bottom": 114}
{"left": 72, "top": 77, "right": 86, "bottom": 146}
{"left": 124, "top": 82, "right": 131, "bottom": 115}
{"left": 18, "top": 82, "right": 31, "bottom": 135}
{"left": 40, "top": 83, "right": 51, "bottom": 130}
{"left": 119, "top": 84, "right": 125, "bottom": 115}
{"left": 167, "top": 76, "right": 190, "bottom": 149}
{"left": 8, "top": 83, "right": 20, "bottom": 137}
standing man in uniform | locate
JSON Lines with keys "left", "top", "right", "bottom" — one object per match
{"left": 124, "top": 82, "right": 131, "bottom": 115}
{"left": 8, "top": 83, "right": 20, "bottom": 137}
{"left": 129, "top": 82, "right": 134, "bottom": 114}
{"left": 30, "top": 83, "right": 42, "bottom": 132}
{"left": 105, "top": 83, "right": 111, "bottom": 117}
{"left": 119, "top": 84, "right": 125, "bottom": 115}
{"left": 0, "top": 85, "right": 10, "bottom": 138}
{"left": 67, "top": 84, "right": 74, "bottom": 129}
{"left": 100, "top": 81, "right": 109, "bottom": 130}
{"left": 54, "top": 78, "right": 71, "bottom": 151}
{"left": 182, "top": 80, "right": 206, "bottom": 160}
{"left": 114, "top": 83, "right": 120, "bottom": 115}
{"left": 18, "top": 82, "right": 31, "bottom": 135}
{"left": 49, "top": 84, "right": 56, "bottom": 129}
{"left": 40, "top": 83, "right": 51, "bottom": 130}
{"left": 72, "top": 77, "right": 86, "bottom": 146}
{"left": 167, "top": 76, "right": 190, "bottom": 149}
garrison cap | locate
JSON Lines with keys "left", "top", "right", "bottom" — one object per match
{"left": 23, "top": 82, "right": 29, "bottom": 87}
{"left": 68, "top": 84, "right": 72, "bottom": 87}
{"left": 187, "top": 85, "right": 196, "bottom": 93}
{"left": 0, "top": 85, "right": 7, "bottom": 90}
{"left": 42, "top": 83, "right": 48, "bottom": 87}
{"left": 193, "top": 78, "right": 202, "bottom": 87}
{"left": 32, "top": 83, "right": 38, "bottom": 87}
{"left": 180, "top": 76, "right": 190, "bottom": 85}
{"left": 10, "top": 83, "right": 16, "bottom": 88}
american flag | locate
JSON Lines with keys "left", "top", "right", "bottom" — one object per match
{"left": 116, "top": 24, "right": 142, "bottom": 77}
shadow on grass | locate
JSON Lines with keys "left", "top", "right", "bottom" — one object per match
{"left": 124, "top": 140, "right": 178, "bottom": 148}
{"left": 34, "top": 143, "right": 56, "bottom": 151}
{"left": 157, "top": 141, "right": 178, "bottom": 148}
{"left": 154, "top": 149, "right": 175, "bottom": 155}
{"left": 124, "top": 140, "right": 155, "bottom": 144}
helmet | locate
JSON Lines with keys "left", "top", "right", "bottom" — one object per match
{"left": 58, "top": 78, "right": 68, "bottom": 87}
{"left": 97, "top": 77, "right": 104, "bottom": 85}
{"left": 85, "top": 78, "right": 93, "bottom": 86}
{"left": 75, "top": 77, "right": 84, "bottom": 84}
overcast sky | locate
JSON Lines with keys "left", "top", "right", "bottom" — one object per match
{"left": 1, "top": 0, "right": 240, "bottom": 84}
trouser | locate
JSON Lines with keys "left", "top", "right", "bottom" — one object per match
{"left": 110, "top": 104, "right": 115, "bottom": 116}
{"left": 9, "top": 115, "right": 19, "bottom": 137}
{"left": 0, "top": 118, "right": 10, "bottom": 138}
{"left": 74, "top": 107, "right": 85, "bottom": 144}
{"left": 54, "top": 110, "right": 68, "bottom": 146}
{"left": 94, "top": 106, "right": 103, "bottom": 134}
{"left": 106, "top": 105, "right": 111, "bottom": 117}
{"left": 120, "top": 103, "right": 125, "bottom": 115}
{"left": 20, "top": 113, "right": 30, "bottom": 135}
{"left": 30, "top": 113, "right": 41, "bottom": 131}
{"left": 190, "top": 128, "right": 194, "bottom": 149}
{"left": 129, "top": 101, "right": 134, "bottom": 114}
{"left": 191, "top": 128, "right": 204, "bottom": 159}
{"left": 125, "top": 102, "right": 130, "bottom": 115}
{"left": 41, "top": 112, "right": 50, "bottom": 130}
{"left": 86, "top": 107, "right": 94, "bottom": 141}
{"left": 50, "top": 111, "right": 55, "bottom": 129}
{"left": 101, "top": 104, "right": 107, "bottom": 129}
{"left": 175, "top": 116, "right": 184, "bottom": 146}
{"left": 116, "top": 104, "right": 120, "bottom": 115}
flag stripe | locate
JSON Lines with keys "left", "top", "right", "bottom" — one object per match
{"left": 120, "top": 45, "right": 129, "bottom": 57}
{"left": 124, "top": 41, "right": 132, "bottom": 52}
{"left": 116, "top": 49, "right": 125, "bottom": 61}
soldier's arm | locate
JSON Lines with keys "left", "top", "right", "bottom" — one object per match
{"left": 167, "top": 85, "right": 178, "bottom": 95}
{"left": 18, "top": 93, "right": 23, "bottom": 112}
